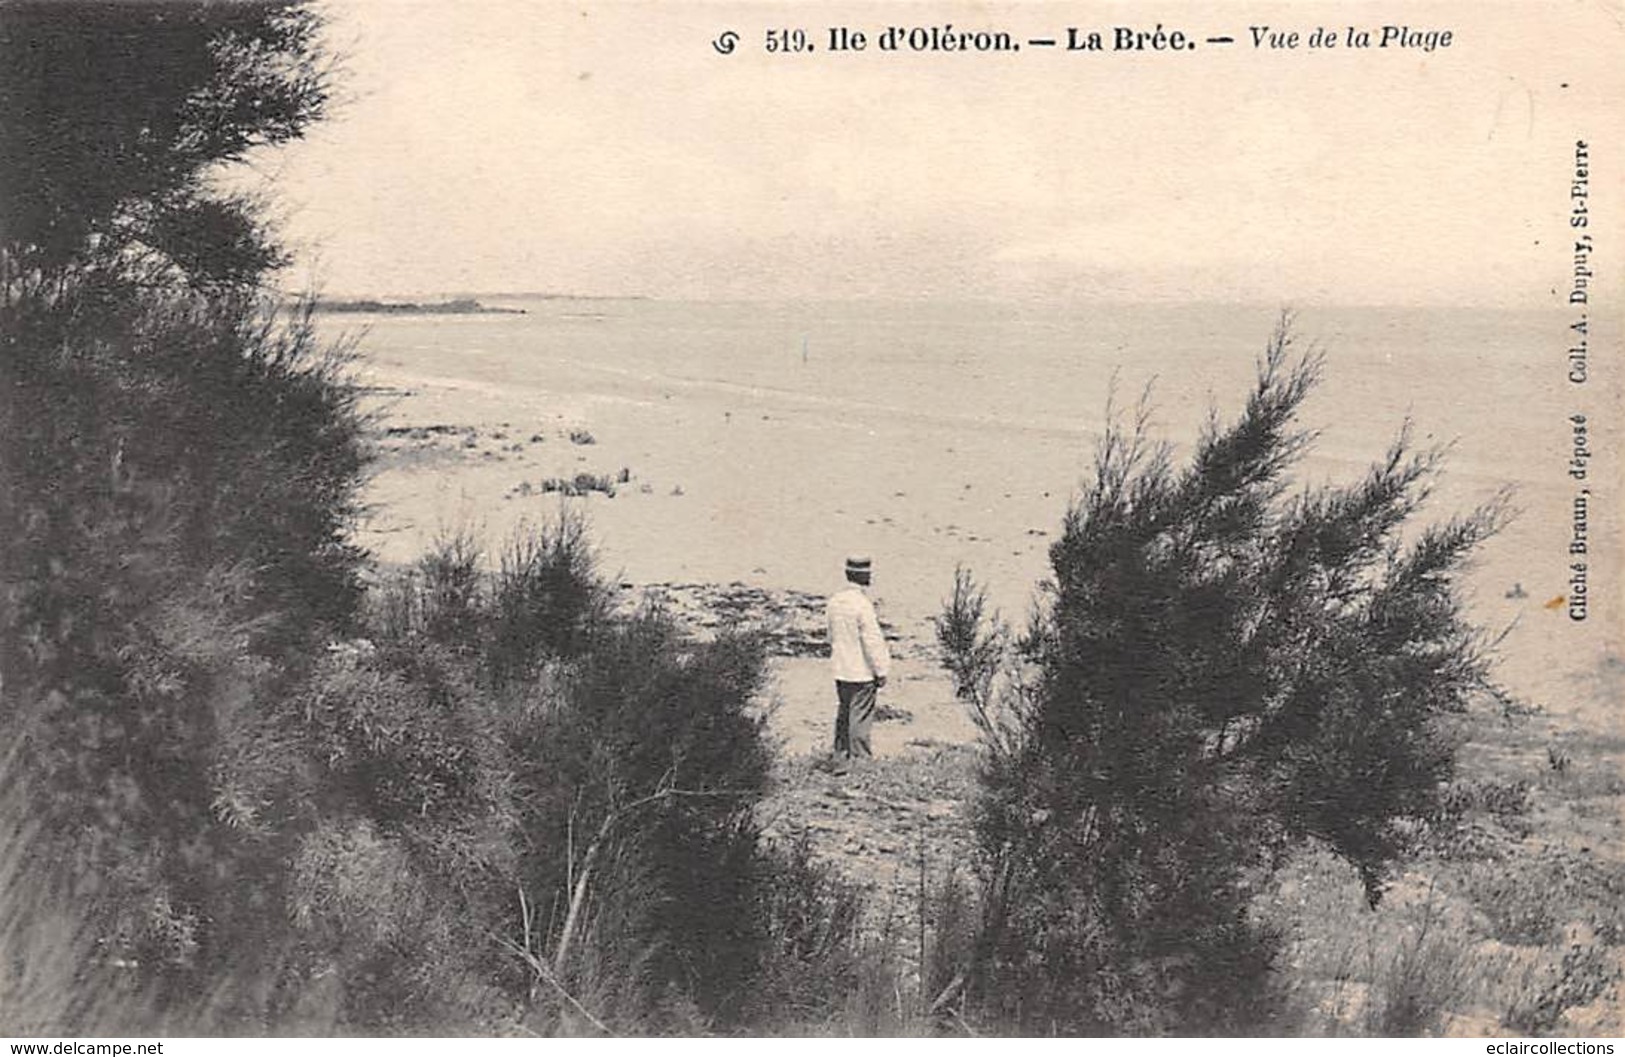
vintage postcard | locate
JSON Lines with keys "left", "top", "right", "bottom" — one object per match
{"left": 2, "top": 0, "right": 1621, "bottom": 1041}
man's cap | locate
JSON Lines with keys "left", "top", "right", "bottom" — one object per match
{"left": 845, "top": 555, "right": 873, "bottom": 576}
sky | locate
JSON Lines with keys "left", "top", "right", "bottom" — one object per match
{"left": 258, "top": 1, "right": 1623, "bottom": 305}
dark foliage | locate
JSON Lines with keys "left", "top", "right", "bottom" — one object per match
{"left": 296, "top": 526, "right": 785, "bottom": 1033}
{"left": 490, "top": 516, "right": 611, "bottom": 678}
{"left": 500, "top": 573, "right": 775, "bottom": 1027}
{"left": 0, "top": 0, "right": 365, "bottom": 1025}
{"left": 933, "top": 566, "right": 1005, "bottom": 707}
{"left": 0, "top": 1, "right": 330, "bottom": 286}
{"left": 940, "top": 320, "right": 1507, "bottom": 1033}
{"left": 746, "top": 833, "right": 869, "bottom": 1026}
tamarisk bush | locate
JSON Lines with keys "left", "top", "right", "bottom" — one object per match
{"left": 938, "top": 322, "right": 1508, "bottom": 1034}
{"left": 1, "top": 5, "right": 370, "bottom": 1022}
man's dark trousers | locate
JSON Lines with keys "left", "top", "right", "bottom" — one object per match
{"left": 833, "top": 679, "right": 878, "bottom": 759}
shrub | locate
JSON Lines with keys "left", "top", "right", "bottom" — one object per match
{"left": 1503, "top": 943, "right": 1620, "bottom": 1035}
{"left": 503, "top": 608, "right": 775, "bottom": 1030}
{"left": 3, "top": 3, "right": 383, "bottom": 1028}
{"left": 1, "top": 759, "right": 160, "bottom": 1034}
{"left": 921, "top": 864, "right": 980, "bottom": 1024}
{"left": 747, "top": 833, "right": 868, "bottom": 1025}
{"left": 1358, "top": 891, "right": 1474, "bottom": 1036}
{"left": 298, "top": 520, "right": 788, "bottom": 1033}
{"left": 1461, "top": 852, "right": 1625, "bottom": 949}
{"left": 939, "top": 320, "right": 1507, "bottom": 1033}
{"left": 934, "top": 566, "right": 1007, "bottom": 710}
{"left": 1, "top": 288, "right": 370, "bottom": 1016}
{"left": 488, "top": 511, "right": 610, "bottom": 679}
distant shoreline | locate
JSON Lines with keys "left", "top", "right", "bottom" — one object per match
{"left": 309, "top": 297, "right": 526, "bottom": 315}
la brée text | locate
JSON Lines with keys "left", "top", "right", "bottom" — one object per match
{"left": 809, "top": 23, "right": 1452, "bottom": 53}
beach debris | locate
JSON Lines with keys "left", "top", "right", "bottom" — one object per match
{"left": 533, "top": 472, "right": 620, "bottom": 498}
{"left": 874, "top": 703, "right": 913, "bottom": 723}
{"left": 380, "top": 423, "right": 471, "bottom": 438}
{"left": 629, "top": 581, "right": 917, "bottom": 661}
{"left": 372, "top": 422, "right": 504, "bottom": 468}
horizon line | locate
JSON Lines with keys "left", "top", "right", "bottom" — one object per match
{"left": 283, "top": 289, "right": 1573, "bottom": 313}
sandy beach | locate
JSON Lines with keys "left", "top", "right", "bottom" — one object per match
{"left": 336, "top": 297, "right": 1620, "bottom": 760}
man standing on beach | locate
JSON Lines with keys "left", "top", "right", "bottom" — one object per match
{"left": 826, "top": 555, "right": 891, "bottom": 773}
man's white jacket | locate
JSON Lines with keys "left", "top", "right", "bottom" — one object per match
{"left": 826, "top": 585, "right": 892, "bottom": 683}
